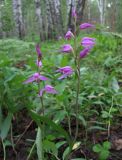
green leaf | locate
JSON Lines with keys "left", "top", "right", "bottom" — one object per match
{"left": 56, "top": 141, "right": 66, "bottom": 149}
{"left": 99, "top": 150, "right": 110, "bottom": 160}
{"left": 101, "top": 111, "right": 110, "bottom": 118}
{"left": 53, "top": 110, "right": 67, "bottom": 123}
{"left": 93, "top": 144, "right": 102, "bottom": 153}
{"left": 63, "top": 147, "right": 70, "bottom": 160}
{"left": 78, "top": 115, "right": 87, "bottom": 127}
{"left": 30, "top": 110, "right": 72, "bottom": 147}
{"left": 46, "top": 135, "right": 55, "bottom": 141}
{"left": 43, "top": 139, "right": 58, "bottom": 156}
{"left": 55, "top": 81, "right": 66, "bottom": 94}
{"left": 3, "top": 140, "right": 12, "bottom": 147}
{"left": 88, "top": 126, "right": 107, "bottom": 131}
{"left": 111, "top": 77, "right": 120, "bottom": 93}
{"left": 0, "top": 113, "right": 12, "bottom": 140}
{"left": 71, "top": 113, "right": 87, "bottom": 127}
{"left": 103, "top": 141, "right": 111, "bottom": 150}
{"left": 36, "top": 127, "right": 43, "bottom": 160}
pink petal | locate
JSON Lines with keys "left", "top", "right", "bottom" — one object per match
{"left": 39, "top": 89, "right": 45, "bottom": 97}
{"left": 23, "top": 76, "right": 35, "bottom": 84}
{"left": 45, "top": 85, "right": 57, "bottom": 94}
{"left": 39, "top": 75, "right": 48, "bottom": 81}
{"left": 58, "top": 74, "right": 68, "bottom": 80}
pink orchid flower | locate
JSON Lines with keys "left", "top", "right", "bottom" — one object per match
{"left": 61, "top": 44, "right": 73, "bottom": 53}
{"left": 36, "top": 44, "right": 42, "bottom": 60}
{"left": 81, "top": 37, "right": 96, "bottom": 48}
{"left": 79, "top": 48, "right": 91, "bottom": 59}
{"left": 56, "top": 66, "right": 73, "bottom": 80}
{"left": 23, "top": 72, "right": 48, "bottom": 84}
{"left": 65, "top": 31, "right": 74, "bottom": 40}
{"left": 36, "top": 60, "right": 42, "bottom": 67}
{"left": 39, "top": 85, "right": 57, "bottom": 96}
{"left": 80, "top": 23, "right": 94, "bottom": 30}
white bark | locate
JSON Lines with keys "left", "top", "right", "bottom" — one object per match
{"left": 66, "top": 0, "right": 72, "bottom": 16}
{"left": 97, "top": 0, "right": 107, "bottom": 25}
{"left": 34, "top": 0, "right": 44, "bottom": 40}
{"left": 12, "top": 0, "right": 25, "bottom": 38}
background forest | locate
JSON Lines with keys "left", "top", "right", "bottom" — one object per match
{"left": 0, "top": 0, "right": 122, "bottom": 40}
{"left": 0, "top": 0, "right": 122, "bottom": 160}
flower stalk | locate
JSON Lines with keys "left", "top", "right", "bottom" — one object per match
{"left": 62, "top": 9, "right": 95, "bottom": 143}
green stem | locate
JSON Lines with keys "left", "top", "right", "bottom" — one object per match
{"left": 73, "top": 16, "right": 81, "bottom": 143}
{"left": 107, "top": 96, "right": 114, "bottom": 139}
{"left": 26, "top": 142, "right": 36, "bottom": 160}
{"left": 40, "top": 95, "right": 45, "bottom": 139}
{"left": 68, "top": 115, "right": 72, "bottom": 136}
{"left": 2, "top": 139, "right": 6, "bottom": 160}
{"left": 36, "top": 64, "right": 45, "bottom": 159}
{"left": 74, "top": 64, "right": 80, "bottom": 143}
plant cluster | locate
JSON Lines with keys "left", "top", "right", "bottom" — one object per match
{"left": 23, "top": 8, "right": 97, "bottom": 160}
{"left": 0, "top": 9, "right": 122, "bottom": 160}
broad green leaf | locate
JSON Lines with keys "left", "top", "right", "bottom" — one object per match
{"left": 43, "top": 139, "right": 58, "bottom": 156}
{"left": 4, "top": 140, "right": 12, "bottom": 147}
{"left": 0, "top": 113, "right": 12, "bottom": 140}
{"left": 63, "top": 147, "right": 70, "bottom": 160}
{"left": 93, "top": 144, "right": 102, "bottom": 153}
{"left": 111, "top": 77, "right": 120, "bottom": 93}
{"left": 99, "top": 150, "right": 110, "bottom": 160}
{"left": 103, "top": 141, "right": 111, "bottom": 150}
{"left": 46, "top": 135, "right": 55, "bottom": 141}
{"left": 30, "top": 110, "right": 72, "bottom": 147}
{"left": 36, "top": 127, "right": 43, "bottom": 160}
{"left": 56, "top": 141, "right": 66, "bottom": 149}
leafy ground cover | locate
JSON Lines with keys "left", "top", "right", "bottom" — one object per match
{"left": 0, "top": 32, "right": 122, "bottom": 160}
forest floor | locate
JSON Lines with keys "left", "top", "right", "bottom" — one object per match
{"left": 0, "top": 109, "right": 122, "bottom": 160}
{"left": 0, "top": 35, "right": 122, "bottom": 160}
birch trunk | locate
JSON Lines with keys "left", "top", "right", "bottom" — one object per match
{"left": 34, "top": 0, "right": 44, "bottom": 40}
{"left": 12, "top": 0, "right": 25, "bottom": 39}
{"left": 97, "top": 0, "right": 107, "bottom": 25}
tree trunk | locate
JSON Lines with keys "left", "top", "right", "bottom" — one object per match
{"left": 54, "top": 0, "right": 63, "bottom": 37}
{"left": 48, "top": 0, "right": 58, "bottom": 39}
{"left": 68, "top": 0, "right": 86, "bottom": 30}
{"left": 76, "top": 0, "right": 86, "bottom": 24}
{"left": 34, "top": 0, "right": 44, "bottom": 41}
{"left": 46, "top": 0, "right": 53, "bottom": 39}
{"left": 97, "top": 0, "right": 106, "bottom": 25}
{"left": 12, "top": 0, "right": 25, "bottom": 39}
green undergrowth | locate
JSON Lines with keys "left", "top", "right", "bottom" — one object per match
{"left": 0, "top": 32, "right": 122, "bottom": 159}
